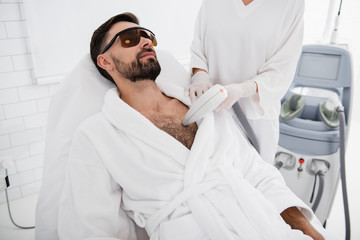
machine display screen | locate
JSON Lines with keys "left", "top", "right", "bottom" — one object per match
{"left": 298, "top": 53, "right": 341, "bottom": 80}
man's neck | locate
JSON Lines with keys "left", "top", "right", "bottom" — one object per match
{"left": 117, "top": 78, "right": 198, "bottom": 150}
{"left": 119, "top": 79, "right": 171, "bottom": 114}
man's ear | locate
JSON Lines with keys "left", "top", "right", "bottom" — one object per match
{"left": 97, "top": 54, "right": 114, "bottom": 72}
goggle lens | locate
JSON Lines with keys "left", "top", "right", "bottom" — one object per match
{"left": 101, "top": 27, "right": 157, "bottom": 54}
{"left": 120, "top": 29, "right": 157, "bottom": 48}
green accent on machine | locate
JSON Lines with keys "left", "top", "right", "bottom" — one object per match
{"left": 319, "top": 101, "right": 339, "bottom": 128}
{"left": 280, "top": 94, "right": 305, "bottom": 121}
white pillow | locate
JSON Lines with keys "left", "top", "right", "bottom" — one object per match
{"left": 35, "top": 49, "right": 191, "bottom": 240}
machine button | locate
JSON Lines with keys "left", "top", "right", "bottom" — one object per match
{"left": 298, "top": 158, "right": 305, "bottom": 172}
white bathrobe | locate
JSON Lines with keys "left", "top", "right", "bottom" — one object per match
{"left": 190, "top": 0, "right": 305, "bottom": 163}
{"left": 58, "top": 85, "right": 316, "bottom": 240}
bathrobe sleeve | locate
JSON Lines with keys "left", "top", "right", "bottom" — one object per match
{"left": 253, "top": 0, "right": 304, "bottom": 115}
{"left": 57, "top": 128, "right": 136, "bottom": 240}
{"left": 238, "top": 149, "right": 338, "bottom": 239}
{"left": 235, "top": 143, "right": 313, "bottom": 221}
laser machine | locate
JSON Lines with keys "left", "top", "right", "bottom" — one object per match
{"left": 275, "top": 44, "right": 352, "bottom": 239}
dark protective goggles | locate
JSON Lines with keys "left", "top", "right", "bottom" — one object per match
{"left": 101, "top": 27, "right": 157, "bottom": 54}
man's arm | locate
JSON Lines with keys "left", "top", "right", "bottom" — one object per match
{"left": 232, "top": 127, "right": 326, "bottom": 238}
{"left": 58, "top": 128, "right": 134, "bottom": 239}
{"left": 281, "top": 207, "right": 325, "bottom": 240}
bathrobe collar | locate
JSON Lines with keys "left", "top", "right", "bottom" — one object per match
{"left": 101, "top": 84, "right": 212, "bottom": 167}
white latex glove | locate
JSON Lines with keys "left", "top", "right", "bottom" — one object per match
{"left": 216, "top": 80, "right": 257, "bottom": 111}
{"left": 185, "top": 71, "right": 213, "bottom": 103}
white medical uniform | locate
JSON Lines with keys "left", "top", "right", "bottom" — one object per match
{"left": 190, "top": 0, "right": 304, "bottom": 163}
{"left": 57, "top": 86, "right": 322, "bottom": 240}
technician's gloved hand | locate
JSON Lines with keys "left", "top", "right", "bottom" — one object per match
{"left": 185, "top": 71, "right": 213, "bottom": 103}
{"left": 216, "top": 80, "right": 258, "bottom": 111}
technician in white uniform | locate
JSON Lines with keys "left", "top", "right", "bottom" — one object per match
{"left": 186, "top": 0, "right": 304, "bottom": 163}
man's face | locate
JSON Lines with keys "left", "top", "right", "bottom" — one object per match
{"left": 105, "top": 22, "right": 161, "bottom": 82}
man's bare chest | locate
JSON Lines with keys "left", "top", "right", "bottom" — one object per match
{"left": 142, "top": 101, "right": 198, "bottom": 149}
{"left": 146, "top": 114, "right": 197, "bottom": 149}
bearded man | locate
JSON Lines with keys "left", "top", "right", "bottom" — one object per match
{"left": 56, "top": 12, "right": 327, "bottom": 240}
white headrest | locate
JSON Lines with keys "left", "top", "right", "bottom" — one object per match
{"left": 36, "top": 49, "right": 190, "bottom": 239}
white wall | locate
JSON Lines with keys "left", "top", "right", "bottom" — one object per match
{"left": 23, "top": 0, "right": 202, "bottom": 84}
{"left": 0, "top": 0, "right": 359, "bottom": 204}
{"left": 0, "top": 0, "right": 55, "bottom": 203}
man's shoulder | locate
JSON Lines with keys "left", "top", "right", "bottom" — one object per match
{"left": 71, "top": 111, "right": 121, "bottom": 150}
{"left": 76, "top": 112, "right": 109, "bottom": 135}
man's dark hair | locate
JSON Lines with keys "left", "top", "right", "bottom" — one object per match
{"left": 90, "top": 12, "right": 139, "bottom": 82}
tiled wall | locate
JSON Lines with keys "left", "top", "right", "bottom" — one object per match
{"left": 0, "top": 0, "right": 59, "bottom": 203}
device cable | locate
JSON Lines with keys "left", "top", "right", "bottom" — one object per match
{"left": 338, "top": 0, "right": 343, "bottom": 15}
{"left": 274, "top": 161, "right": 283, "bottom": 170}
{"left": 337, "top": 106, "right": 350, "bottom": 240}
{"left": 233, "top": 103, "right": 260, "bottom": 154}
{"left": 311, "top": 170, "right": 325, "bottom": 213}
{"left": 4, "top": 169, "right": 35, "bottom": 229}
{"left": 310, "top": 173, "right": 318, "bottom": 204}
{"left": 330, "top": 0, "right": 344, "bottom": 44}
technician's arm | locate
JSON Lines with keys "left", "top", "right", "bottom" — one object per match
{"left": 189, "top": 1, "right": 208, "bottom": 74}
{"left": 250, "top": 0, "right": 305, "bottom": 115}
{"left": 218, "top": 0, "right": 305, "bottom": 113}
{"left": 189, "top": 1, "right": 305, "bottom": 116}
{"left": 281, "top": 207, "right": 325, "bottom": 240}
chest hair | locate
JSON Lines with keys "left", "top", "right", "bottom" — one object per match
{"left": 143, "top": 101, "right": 198, "bottom": 149}
{"left": 150, "top": 115, "right": 197, "bottom": 149}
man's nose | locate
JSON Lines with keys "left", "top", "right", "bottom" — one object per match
{"left": 140, "top": 37, "right": 153, "bottom": 48}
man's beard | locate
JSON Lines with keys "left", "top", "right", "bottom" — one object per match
{"left": 112, "top": 49, "right": 161, "bottom": 82}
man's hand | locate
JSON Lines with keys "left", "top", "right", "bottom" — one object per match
{"left": 215, "top": 80, "right": 257, "bottom": 111}
{"left": 281, "top": 207, "right": 325, "bottom": 240}
{"left": 185, "top": 70, "right": 213, "bottom": 103}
